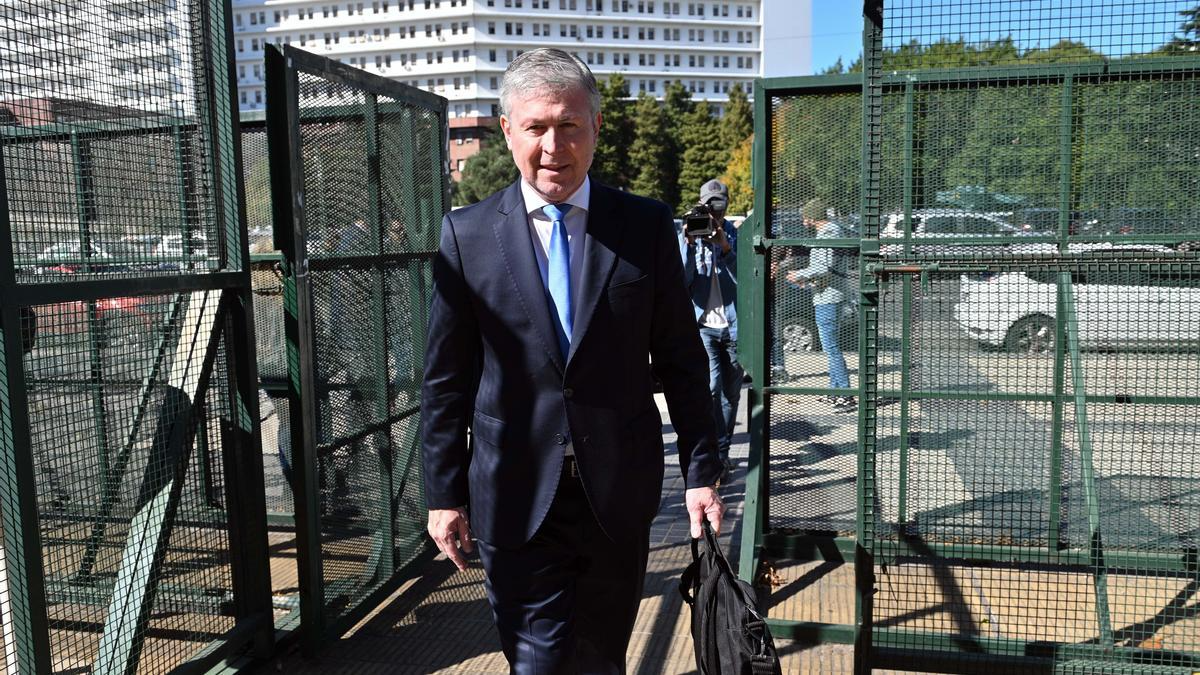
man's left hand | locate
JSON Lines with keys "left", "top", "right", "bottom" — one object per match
{"left": 685, "top": 486, "right": 724, "bottom": 538}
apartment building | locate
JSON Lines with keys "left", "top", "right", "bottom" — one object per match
{"left": 232, "top": 0, "right": 793, "bottom": 178}
{"left": 1, "top": 0, "right": 195, "bottom": 122}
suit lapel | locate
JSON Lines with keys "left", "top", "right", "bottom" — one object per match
{"left": 568, "top": 182, "right": 621, "bottom": 364}
{"left": 492, "top": 181, "right": 566, "bottom": 374}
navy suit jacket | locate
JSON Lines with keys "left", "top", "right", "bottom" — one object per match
{"left": 420, "top": 179, "right": 723, "bottom": 548}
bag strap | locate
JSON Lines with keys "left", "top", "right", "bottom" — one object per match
{"left": 678, "top": 533, "right": 704, "bottom": 605}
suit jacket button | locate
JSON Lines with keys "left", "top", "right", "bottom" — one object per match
{"left": 563, "top": 387, "right": 574, "bottom": 399}
{"left": 554, "top": 433, "right": 566, "bottom": 445}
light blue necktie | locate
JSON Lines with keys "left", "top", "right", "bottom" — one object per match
{"left": 543, "top": 203, "right": 573, "bottom": 358}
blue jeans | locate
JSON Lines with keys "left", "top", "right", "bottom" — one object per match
{"left": 815, "top": 303, "right": 850, "bottom": 390}
{"left": 699, "top": 326, "right": 744, "bottom": 460}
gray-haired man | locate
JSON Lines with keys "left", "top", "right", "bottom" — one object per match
{"left": 421, "top": 48, "right": 725, "bottom": 673}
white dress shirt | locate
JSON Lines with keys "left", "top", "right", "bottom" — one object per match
{"left": 520, "top": 176, "right": 590, "bottom": 307}
{"left": 519, "top": 177, "right": 591, "bottom": 456}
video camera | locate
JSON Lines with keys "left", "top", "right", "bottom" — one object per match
{"left": 682, "top": 197, "right": 727, "bottom": 239}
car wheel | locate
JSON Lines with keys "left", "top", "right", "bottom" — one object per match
{"left": 780, "top": 320, "right": 821, "bottom": 353}
{"left": 1005, "top": 314, "right": 1055, "bottom": 354}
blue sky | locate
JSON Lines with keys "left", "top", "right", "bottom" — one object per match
{"left": 808, "top": 1, "right": 1195, "bottom": 75}
{"left": 811, "top": 3, "right": 864, "bottom": 73}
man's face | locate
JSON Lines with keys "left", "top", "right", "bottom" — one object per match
{"left": 500, "top": 86, "right": 601, "bottom": 203}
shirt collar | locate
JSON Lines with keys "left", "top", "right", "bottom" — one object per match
{"left": 521, "top": 175, "right": 591, "bottom": 218}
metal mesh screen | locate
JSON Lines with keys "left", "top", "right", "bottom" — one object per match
{"left": 25, "top": 291, "right": 240, "bottom": 673}
{"left": 749, "top": 2, "right": 1200, "bottom": 670}
{"left": 765, "top": 90, "right": 864, "bottom": 533}
{"left": 272, "top": 46, "right": 443, "bottom": 636}
{"left": 2, "top": 1, "right": 228, "bottom": 281}
{"left": 864, "top": 2, "right": 1200, "bottom": 670}
{"left": 1, "top": 0, "right": 269, "bottom": 671}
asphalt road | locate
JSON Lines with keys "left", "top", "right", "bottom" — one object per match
{"left": 768, "top": 279, "right": 1200, "bottom": 553}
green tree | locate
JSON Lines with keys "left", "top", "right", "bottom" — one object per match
{"left": 660, "top": 80, "right": 694, "bottom": 209}
{"left": 676, "top": 100, "right": 728, "bottom": 212}
{"left": 628, "top": 92, "right": 673, "bottom": 204}
{"left": 456, "top": 129, "right": 518, "bottom": 205}
{"left": 720, "top": 134, "right": 753, "bottom": 215}
{"left": 719, "top": 83, "right": 752, "bottom": 152}
{"left": 592, "top": 73, "right": 634, "bottom": 188}
{"left": 1166, "top": 5, "right": 1199, "bottom": 52}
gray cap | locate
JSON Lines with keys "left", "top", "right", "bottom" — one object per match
{"left": 699, "top": 179, "right": 728, "bottom": 207}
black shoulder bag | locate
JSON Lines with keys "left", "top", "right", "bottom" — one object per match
{"left": 679, "top": 521, "right": 783, "bottom": 675}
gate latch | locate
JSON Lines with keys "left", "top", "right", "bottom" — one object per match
{"left": 865, "top": 262, "right": 940, "bottom": 291}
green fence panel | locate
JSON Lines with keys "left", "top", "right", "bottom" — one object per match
{"left": 747, "top": 1, "right": 1200, "bottom": 672}
{"left": 264, "top": 44, "right": 444, "bottom": 650}
{"left": 0, "top": 0, "right": 274, "bottom": 673}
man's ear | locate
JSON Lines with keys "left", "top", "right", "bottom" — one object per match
{"left": 593, "top": 112, "right": 602, "bottom": 140}
{"left": 499, "top": 114, "right": 513, "bottom": 149}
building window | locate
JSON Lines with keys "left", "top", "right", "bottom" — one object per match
{"left": 490, "top": 76, "right": 498, "bottom": 89}
{"left": 488, "top": 22, "right": 495, "bottom": 34}
{"left": 255, "top": 89, "right": 263, "bottom": 104}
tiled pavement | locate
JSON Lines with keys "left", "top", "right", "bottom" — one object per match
{"left": 258, "top": 391, "right": 864, "bottom": 674}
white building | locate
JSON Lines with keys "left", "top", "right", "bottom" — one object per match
{"left": 1, "top": 0, "right": 195, "bottom": 122}
{"left": 230, "top": 0, "right": 807, "bottom": 177}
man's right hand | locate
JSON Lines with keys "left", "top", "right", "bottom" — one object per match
{"left": 427, "top": 507, "right": 473, "bottom": 571}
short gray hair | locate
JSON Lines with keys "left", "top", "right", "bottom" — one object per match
{"left": 500, "top": 48, "right": 601, "bottom": 119}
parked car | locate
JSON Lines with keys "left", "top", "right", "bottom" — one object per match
{"left": 953, "top": 244, "right": 1191, "bottom": 353}
{"left": 35, "top": 241, "right": 110, "bottom": 274}
{"left": 32, "top": 266, "right": 158, "bottom": 348}
{"left": 773, "top": 248, "right": 858, "bottom": 353}
{"left": 1106, "top": 207, "right": 1180, "bottom": 236}
{"left": 1011, "top": 207, "right": 1105, "bottom": 235}
{"left": 881, "top": 208, "right": 1027, "bottom": 255}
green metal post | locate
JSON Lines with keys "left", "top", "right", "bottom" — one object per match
{"left": 399, "top": 107, "right": 426, "bottom": 557}
{"left": 364, "top": 92, "right": 396, "bottom": 579}
{"left": 738, "top": 77, "right": 771, "bottom": 584}
{"left": 266, "top": 44, "right": 327, "bottom": 650}
{"left": 1048, "top": 74, "right": 1076, "bottom": 551}
{"left": 855, "top": 2, "right": 884, "bottom": 671}
{"left": 1061, "top": 273, "right": 1114, "bottom": 649}
{"left": 70, "top": 133, "right": 113, "bottom": 497}
{"left": 0, "top": 143, "right": 53, "bottom": 675}
{"left": 896, "top": 79, "right": 914, "bottom": 525}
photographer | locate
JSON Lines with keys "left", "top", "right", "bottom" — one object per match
{"left": 680, "top": 179, "right": 743, "bottom": 479}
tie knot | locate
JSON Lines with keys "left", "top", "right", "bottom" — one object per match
{"left": 542, "top": 203, "right": 572, "bottom": 222}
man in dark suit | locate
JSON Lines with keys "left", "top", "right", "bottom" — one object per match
{"left": 421, "top": 48, "right": 724, "bottom": 673}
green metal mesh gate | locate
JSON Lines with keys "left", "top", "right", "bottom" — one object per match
{"left": 743, "top": 1, "right": 1200, "bottom": 671}
{"left": 0, "top": 0, "right": 274, "bottom": 673}
{"left": 264, "top": 44, "right": 445, "bottom": 648}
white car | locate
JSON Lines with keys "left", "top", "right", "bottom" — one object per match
{"left": 954, "top": 245, "right": 1195, "bottom": 353}
{"left": 881, "top": 209, "right": 1025, "bottom": 256}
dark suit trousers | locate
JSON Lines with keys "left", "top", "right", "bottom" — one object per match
{"left": 475, "top": 465, "right": 650, "bottom": 675}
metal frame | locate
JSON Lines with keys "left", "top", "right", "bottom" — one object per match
{"left": 0, "top": 0, "right": 275, "bottom": 670}
{"left": 740, "top": 2, "right": 1200, "bottom": 671}
{"left": 265, "top": 43, "right": 445, "bottom": 652}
